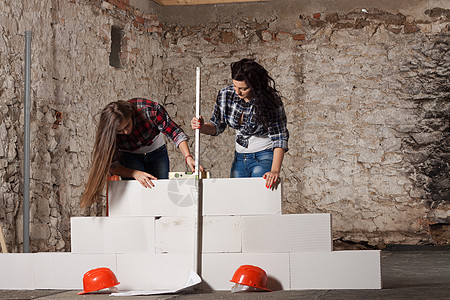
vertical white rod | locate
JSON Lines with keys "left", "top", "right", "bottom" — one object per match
{"left": 193, "top": 67, "right": 202, "bottom": 278}
{"left": 23, "top": 31, "right": 32, "bottom": 253}
{"left": 195, "top": 67, "right": 201, "bottom": 176}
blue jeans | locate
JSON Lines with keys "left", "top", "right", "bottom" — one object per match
{"left": 230, "top": 149, "right": 274, "bottom": 178}
{"left": 119, "top": 145, "right": 170, "bottom": 179}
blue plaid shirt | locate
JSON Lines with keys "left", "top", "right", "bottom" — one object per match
{"left": 208, "top": 85, "right": 289, "bottom": 151}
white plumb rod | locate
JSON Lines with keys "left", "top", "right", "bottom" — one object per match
{"left": 193, "top": 67, "right": 202, "bottom": 279}
{"left": 195, "top": 67, "right": 201, "bottom": 176}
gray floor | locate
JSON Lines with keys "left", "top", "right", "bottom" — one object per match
{"left": 1, "top": 247, "right": 449, "bottom": 300}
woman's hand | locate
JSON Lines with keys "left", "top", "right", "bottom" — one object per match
{"left": 185, "top": 155, "right": 204, "bottom": 173}
{"left": 264, "top": 148, "right": 285, "bottom": 189}
{"left": 131, "top": 170, "right": 157, "bottom": 189}
{"left": 263, "top": 170, "right": 280, "bottom": 190}
{"left": 191, "top": 116, "right": 204, "bottom": 130}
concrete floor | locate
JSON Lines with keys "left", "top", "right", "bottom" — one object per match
{"left": 1, "top": 247, "right": 449, "bottom": 300}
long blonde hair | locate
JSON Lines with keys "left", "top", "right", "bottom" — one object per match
{"left": 80, "top": 101, "right": 133, "bottom": 207}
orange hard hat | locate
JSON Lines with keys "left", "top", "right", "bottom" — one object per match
{"left": 78, "top": 267, "right": 120, "bottom": 295}
{"left": 230, "top": 265, "right": 271, "bottom": 292}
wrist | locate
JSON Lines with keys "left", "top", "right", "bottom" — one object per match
{"left": 185, "top": 155, "right": 193, "bottom": 164}
{"left": 130, "top": 169, "right": 139, "bottom": 179}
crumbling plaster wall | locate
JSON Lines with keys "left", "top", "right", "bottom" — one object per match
{"left": 0, "top": 0, "right": 166, "bottom": 252}
{"left": 156, "top": 0, "right": 450, "bottom": 248}
{"left": 0, "top": 0, "right": 448, "bottom": 252}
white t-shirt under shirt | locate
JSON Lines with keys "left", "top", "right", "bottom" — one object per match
{"left": 128, "top": 133, "right": 166, "bottom": 154}
{"left": 111, "top": 133, "right": 166, "bottom": 171}
{"left": 235, "top": 130, "right": 272, "bottom": 153}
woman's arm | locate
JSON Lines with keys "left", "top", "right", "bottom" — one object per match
{"left": 263, "top": 147, "right": 285, "bottom": 189}
{"left": 177, "top": 140, "right": 203, "bottom": 172}
{"left": 111, "top": 165, "right": 157, "bottom": 189}
{"left": 191, "top": 116, "right": 217, "bottom": 136}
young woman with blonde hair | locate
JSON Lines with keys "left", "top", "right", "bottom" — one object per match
{"left": 81, "top": 98, "right": 199, "bottom": 207}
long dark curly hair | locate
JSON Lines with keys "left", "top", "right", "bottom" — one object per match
{"left": 231, "top": 58, "right": 283, "bottom": 128}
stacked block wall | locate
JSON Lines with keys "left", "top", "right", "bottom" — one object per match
{"left": 0, "top": 178, "right": 381, "bottom": 291}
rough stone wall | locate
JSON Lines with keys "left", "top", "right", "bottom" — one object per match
{"left": 0, "top": 0, "right": 165, "bottom": 252}
{"left": 0, "top": 0, "right": 448, "bottom": 252}
{"left": 156, "top": 2, "right": 450, "bottom": 248}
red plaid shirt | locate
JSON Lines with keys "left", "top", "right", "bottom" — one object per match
{"left": 116, "top": 98, "right": 188, "bottom": 152}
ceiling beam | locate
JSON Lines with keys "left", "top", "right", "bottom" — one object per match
{"left": 153, "top": 0, "right": 267, "bottom": 6}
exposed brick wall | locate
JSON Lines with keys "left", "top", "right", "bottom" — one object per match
{"left": 100, "top": 0, "right": 162, "bottom": 34}
{"left": 95, "top": 0, "right": 162, "bottom": 68}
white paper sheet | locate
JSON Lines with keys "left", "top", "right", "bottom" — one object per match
{"left": 110, "top": 270, "right": 201, "bottom": 296}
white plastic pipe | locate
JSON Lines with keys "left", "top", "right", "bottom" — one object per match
{"left": 23, "top": 31, "right": 32, "bottom": 253}
{"left": 195, "top": 67, "right": 201, "bottom": 176}
{"left": 193, "top": 67, "right": 203, "bottom": 278}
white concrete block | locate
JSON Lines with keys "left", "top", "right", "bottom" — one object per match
{"left": 203, "top": 216, "right": 241, "bottom": 253}
{"left": 203, "top": 178, "right": 282, "bottom": 216}
{"left": 0, "top": 254, "right": 35, "bottom": 289}
{"left": 155, "top": 216, "right": 241, "bottom": 253}
{"left": 34, "top": 253, "right": 117, "bottom": 289}
{"left": 202, "top": 253, "right": 290, "bottom": 291}
{"left": 116, "top": 253, "right": 193, "bottom": 290}
{"left": 242, "top": 214, "right": 332, "bottom": 253}
{"left": 290, "top": 250, "right": 381, "bottom": 289}
{"left": 155, "top": 217, "right": 194, "bottom": 254}
{"left": 71, "top": 217, "right": 155, "bottom": 253}
{"left": 109, "top": 178, "right": 281, "bottom": 217}
{"left": 108, "top": 179, "right": 196, "bottom": 217}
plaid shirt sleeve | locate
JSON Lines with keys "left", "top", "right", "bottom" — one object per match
{"left": 267, "top": 105, "right": 289, "bottom": 152}
{"left": 146, "top": 103, "right": 188, "bottom": 147}
{"left": 208, "top": 88, "right": 231, "bottom": 136}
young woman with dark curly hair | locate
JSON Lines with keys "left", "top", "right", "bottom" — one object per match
{"left": 191, "top": 59, "right": 289, "bottom": 189}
